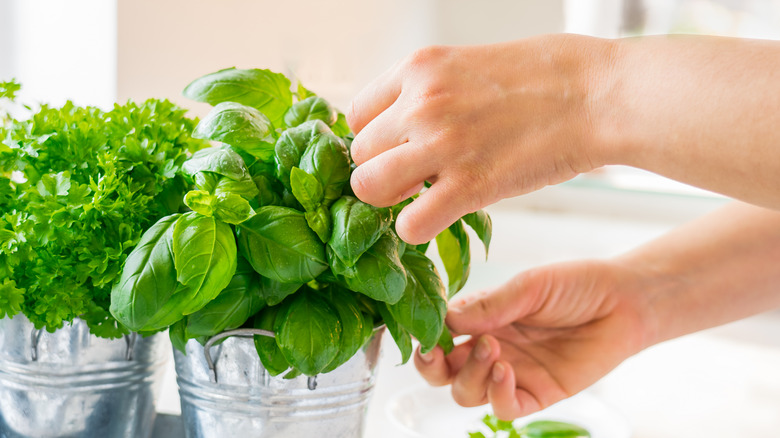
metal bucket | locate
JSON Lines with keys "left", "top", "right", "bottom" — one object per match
{"left": 174, "top": 327, "right": 384, "bottom": 438}
{"left": 0, "top": 314, "right": 168, "bottom": 438}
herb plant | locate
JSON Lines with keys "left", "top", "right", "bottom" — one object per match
{"left": 469, "top": 414, "right": 591, "bottom": 438}
{"left": 110, "top": 67, "right": 492, "bottom": 377}
{"left": 0, "top": 86, "right": 205, "bottom": 338}
{"left": 0, "top": 79, "right": 21, "bottom": 127}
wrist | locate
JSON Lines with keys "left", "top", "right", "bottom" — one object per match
{"left": 611, "top": 252, "right": 686, "bottom": 350}
{"left": 580, "top": 36, "right": 631, "bottom": 169}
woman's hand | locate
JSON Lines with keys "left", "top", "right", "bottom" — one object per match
{"left": 414, "top": 259, "right": 654, "bottom": 420}
{"left": 413, "top": 202, "right": 780, "bottom": 420}
{"left": 347, "top": 35, "right": 616, "bottom": 244}
{"left": 349, "top": 34, "right": 780, "bottom": 245}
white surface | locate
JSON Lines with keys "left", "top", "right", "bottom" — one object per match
{"left": 386, "top": 386, "right": 630, "bottom": 438}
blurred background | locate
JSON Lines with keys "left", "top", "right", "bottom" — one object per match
{"left": 3, "top": 1, "right": 780, "bottom": 437}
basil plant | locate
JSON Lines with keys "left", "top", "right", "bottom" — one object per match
{"left": 110, "top": 68, "right": 492, "bottom": 377}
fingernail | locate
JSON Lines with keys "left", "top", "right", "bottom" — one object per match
{"left": 474, "top": 336, "right": 491, "bottom": 361}
{"left": 492, "top": 362, "right": 506, "bottom": 383}
{"left": 449, "top": 299, "right": 468, "bottom": 315}
{"left": 419, "top": 350, "right": 435, "bottom": 364}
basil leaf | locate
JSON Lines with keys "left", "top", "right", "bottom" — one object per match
{"left": 169, "top": 319, "right": 189, "bottom": 354}
{"left": 213, "top": 193, "right": 254, "bottom": 225}
{"left": 259, "top": 274, "right": 302, "bottom": 306}
{"left": 298, "top": 132, "right": 351, "bottom": 205}
{"left": 435, "top": 219, "right": 471, "bottom": 297}
{"left": 305, "top": 205, "right": 332, "bottom": 243}
{"left": 110, "top": 214, "right": 181, "bottom": 332}
{"left": 252, "top": 174, "right": 282, "bottom": 207}
{"left": 387, "top": 250, "right": 447, "bottom": 353}
{"left": 283, "top": 368, "right": 303, "bottom": 380}
{"left": 194, "top": 102, "right": 276, "bottom": 160}
{"left": 328, "top": 196, "right": 392, "bottom": 267}
{"left": 321, "top": 285, "right": 369, "bottom": 373}
{"left": 519, "top": 420, "right": 591, "bottom": 438}
{"left": 253, "top": 306, "right": 291, "bottom": 376}
{"left": 275, "top": 288, "right": 341, "bottom": 376}
{"left": 185, "top": 257, "right": 265, "bottom": 337}
{"left": 376, "top": 302, "right": 412, "bottom": 364}
{"left": 283, "top": 96, "right": 337, "bottom": 128}
{"left": 274, "top": 120, "right": 331, "bottom": 189}
{"left": 462, "top": 210, "right": 492, "bottom": 257}
{"left": 193, "top": 171, "right": 259, "bottom": 201}
{"left": 331, "top": 113, "right": 351, "bottom": 137}
{"left": 329, "top": 230, "right": 407, "bottom": 304}
{"left": 183, "top": 190, "right": 217, "bottom": 217}
{"left": 437, "top": 326, "right": 454, "bottom": 355}
{"left": 237, "top": 206, "right": 327, "bottom": 283}
{"left": 295, "top": 81, "right": 316, "bottom": 101}
{"left": 182, "top": 67, "right": 293, "bottom": 127}
{"left": 183, "top": 146, "right": 250, "bottom": 181}
{"left": 290, "top": 166, "right": 324, "bottom": 212}
{"left": 172, "top": 212, "right": 238, "bottom": 314}
{"left": 136, "top": 282, "right": 198, "bottom": 331}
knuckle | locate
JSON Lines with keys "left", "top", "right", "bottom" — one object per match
{"left": 404, "top": 45, "right": 449, "bottom": 72}
{"left": 346, "top": 99, "right": 360, "bottom": 132}
{"left": 461, "top": 167, "right": 497, "bottom": 212}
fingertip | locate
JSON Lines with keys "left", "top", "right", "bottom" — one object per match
{"left": 487, "top": 361, "right": 524, "bottom": 421}
{"left": 395, "top": 181, "right": 468, "bottom": 246}
{"left": 348, "top": 135, "right": 365, "bottom": 166}
{"left": 413, "top": 346, "right": 452, "bottom": 387}
{"left": 395, "top": 206, "right": 435, "bottom": 246}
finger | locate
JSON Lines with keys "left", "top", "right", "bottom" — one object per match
{"left": 413, "top": 346, "right": 451, "bottom": 386}
{"left": 346, "top": 63, "right": 402, "bottom": 135}
{"left": 394, "top": 178, "right": 477, "bottom": 245}
{"left": 350, "top": 101, "right": 408, "bottom": 166}
{"left": 451, "top": 335, "right": 501, "bottom": 407}
{"left": 502, "top": 347, "right": 569, "bottom": 416}
{"left": 487, "top": 361, "right": 526, "bottom": 421}
{"left": 446, "top": 273, "right": 543, "bottom": 335}
{"left": 350, "top": 141, "right": 435, "bottom": 208}
{"left": 414, "top": 339, "right": 474, "bottom": 387}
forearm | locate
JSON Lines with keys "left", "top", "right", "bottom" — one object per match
{"left": 616, "top": 202, "right": 780, "bottom": 346}
{"left": 593, "top": 35, "right": 780, "bottom": 208}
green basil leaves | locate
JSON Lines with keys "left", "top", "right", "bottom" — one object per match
{"left": 183, "top": 67, "right": 293, "bottom": 127}
{"left": 110, "top": 67, "right": 494, "bottom": 377}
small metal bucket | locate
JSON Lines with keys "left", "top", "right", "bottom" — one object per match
{"left": 0, "top": 314, "right": 167, "bottom": 438}
{"left": 174, "top": 327, "right": 384, "bottom": 438}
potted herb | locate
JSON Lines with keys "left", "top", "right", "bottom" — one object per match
{"left": 0, "top": 79, "right": 205, "bottom": 438}
{"left": 109, "top": 68, "right": 491, "bottom": 438}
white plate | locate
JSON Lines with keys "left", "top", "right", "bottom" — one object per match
{"left": 386, "top": 385, "right": 631, "bottom": 438}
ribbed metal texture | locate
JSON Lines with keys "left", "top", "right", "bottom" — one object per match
{"left": 0, "top": 315, "right": 167, "bottom": 438}
{"left": 174, "top": 328, "right": 384, "bottom": 438}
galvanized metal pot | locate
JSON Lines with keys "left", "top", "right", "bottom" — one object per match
{"left": 0, "top": 314, "right": 168, "bottom": 438}
{"left": 174, "top": 327, "right": 384, "bottom": 438}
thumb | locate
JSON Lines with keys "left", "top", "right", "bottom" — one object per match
{"left": 446, "top": 270, "right": 546, "bottom": 335}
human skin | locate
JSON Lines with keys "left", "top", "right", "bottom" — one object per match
{"left": 414, "top": 202, "right": 780, "bottom": 419}
{"left": 347, "top": 34, "right": 780, "bottom": 245}
{"left": 347, "top": 34, "right": 780, "bottom": 419}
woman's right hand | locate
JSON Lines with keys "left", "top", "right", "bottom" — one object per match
{"left": 347, "top": 34, "right": 617, "bottom": 245}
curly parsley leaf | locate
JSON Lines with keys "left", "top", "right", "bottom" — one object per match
{"left": 1, "top": 95, "right": 205, "bottom": 337}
